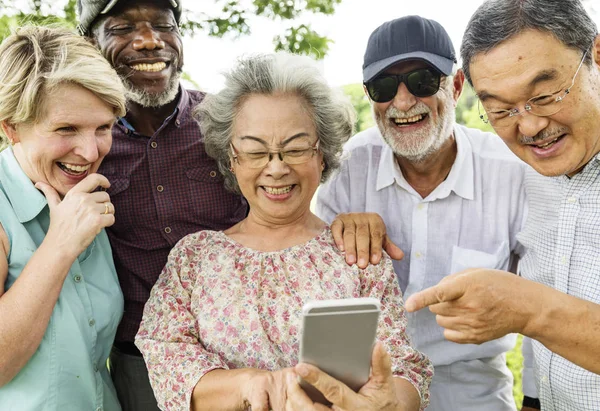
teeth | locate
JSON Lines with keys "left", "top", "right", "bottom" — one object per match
{"left": 264, "top": 186, "right": 293, "bottom": 195}
{"left": 536, "top": 137, "right": 560, "bottom": 149}
{"left": 130, "top": 62, "right": 167, "bottom": 72}
{"left": 393, "top": 114, "right": 424, "bottom": 124}
{"left": 60, "top": 163, "right": 90, "bottom": 173}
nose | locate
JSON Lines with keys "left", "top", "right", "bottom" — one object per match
{"left": 132, "top": 24, "right": 165, "bottom": 51}
{"left": 392, "top": 82, "right": 418, "bottom": 112}
{"left": 516, "top": 112, "right": 551, "bottom": 141}
{"left": 74, "top": 132, "right": 100, "bottom": 163}
{"left": 264, "top": 152, "right": 290, "bottom": 178}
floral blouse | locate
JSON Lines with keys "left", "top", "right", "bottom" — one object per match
{"left": 135, "top": 227, "right": 433, "bottom": 411}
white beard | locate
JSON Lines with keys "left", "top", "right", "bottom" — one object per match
{"left": 375, "top": 83, "right": 455, "bottom": 163}
{"left": 124, "top": 71, "right": 181, "bottom": 108}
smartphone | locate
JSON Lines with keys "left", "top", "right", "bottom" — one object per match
{"left": 298, "top": 297, "right": 381, "bottom": 404}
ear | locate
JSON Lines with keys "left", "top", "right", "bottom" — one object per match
{"left": 1, "top": 121, "right": 19, "bottom": 144}
{"left": 593, "top": 33, "right": 600, "bottom": 68}
{"left": 452, "top": 69, "right": 466, "bottom": 103}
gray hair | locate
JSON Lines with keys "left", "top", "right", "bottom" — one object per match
{"left": 0, "top": 25, "right": 126, "bottom": 144}
{"left": 194, "top": 53, "right": 356, "bottom": 193}
{"left": 461, "top": 0, "right": 598, "bottom": 85}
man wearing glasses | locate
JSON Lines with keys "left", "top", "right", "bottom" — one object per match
{"left": 316, "top": 15, "right": 529, "bottom": 411}
{"left": 406, "top": 0, "right": 600, "bottom": 410}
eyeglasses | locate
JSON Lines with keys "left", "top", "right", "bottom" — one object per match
{"left": 364, "top": 67, "right": 442, "bottom": 102}
{"left": 479, "top": 49, "right": 588, "bottom": 128}
{"left": 230, "top": 140, "right": 320, "bottom": 169}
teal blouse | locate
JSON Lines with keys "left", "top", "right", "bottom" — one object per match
{"left": 0, "top": 147, "right": 124, "bottom": 411}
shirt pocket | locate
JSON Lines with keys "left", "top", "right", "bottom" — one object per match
{"left": 450, "top": 240, "right": 509, "bottom": 274}
{"left": 185, "top": 166, "right": 223, "bottom": 184}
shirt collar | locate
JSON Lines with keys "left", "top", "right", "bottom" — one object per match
{"left": 375, "top": 125, "right": 475, "bottom": 201}
{"left": 0, "top": 147, "right": 47, "bottom": 223}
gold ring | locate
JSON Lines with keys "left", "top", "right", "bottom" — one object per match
{"left": 103, "top": 202, "right": 110, "bottom": 215}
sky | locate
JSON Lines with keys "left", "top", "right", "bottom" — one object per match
{"left": 182, "top": 0, "right": 600, "bottom": 92}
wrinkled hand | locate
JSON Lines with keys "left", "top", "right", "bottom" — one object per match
{"left": 242, "top": 368, "right": 297, "bottom": 411}
{"left": 286, "top": 343, "right": 403, "bottom": 411}
{"left": 330, "top": 212, "right": 404, "bottom": 268}
{"left": 36, "top": 173, "right": 114, "bottom": 259}
{"left": 405, "top": 268, "right": 536, "bottom": 344}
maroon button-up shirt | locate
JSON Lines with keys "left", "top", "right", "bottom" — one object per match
{"left": 99, "top": 87, "right": 248, "bottom": 342}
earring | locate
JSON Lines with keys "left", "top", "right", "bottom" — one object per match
{"left": 229, "top": 166, "right": 235, "bottom": 174}
{"left": 321, "top": 161, "right": 325, "bottom": 170}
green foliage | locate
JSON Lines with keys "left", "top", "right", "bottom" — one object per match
{"left": 456, "top": 82, "right": 496, "bottom": 133}
{"left": 507, "top": 335, "right": 524, "bottom": 408}
{"left": 342, "top": 83, "right": 373, "bottom": 133}
{"left": 0, "top": 0, "right": 341, "bottom": 58}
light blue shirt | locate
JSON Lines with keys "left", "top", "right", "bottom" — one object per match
{"left": 316, "top": 125, "right": 528, "bottom": 366}
{"left": 0, "top": 147, "right": 123, "bottom": 411}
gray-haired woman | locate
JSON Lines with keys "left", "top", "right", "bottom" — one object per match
{"left": 136, "top": 53, "right": 433, "bottom": 411}
{"left": 0, "top": 26, "right": 126, "bottom": 410}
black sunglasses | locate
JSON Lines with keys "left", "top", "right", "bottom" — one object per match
{"left": 364, "top": 67, "right": 442, "bottom": 102}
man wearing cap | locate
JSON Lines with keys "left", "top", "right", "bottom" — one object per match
{"left": 317, "top": 15, "right": 530, "bottom": 411}
{"left": 74, "top": 1, "right": 248, "bottom": 410}
{"left": 75, "top": 1, "right": 399, "bottom": 409}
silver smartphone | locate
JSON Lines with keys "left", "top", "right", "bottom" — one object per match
{"left": 298, "top": 297, "right": 381, "bottom": 404}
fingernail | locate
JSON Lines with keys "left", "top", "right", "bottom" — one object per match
{"left": 358, "top": 258, "right": 366, "bottom": 267}
{"left": 296, "top": 364, "right": 309, "bottom": 377}
{"left": 338, "top": 244, "right": 345, "bottom": 252}
{"left": 371, "top": 254, "right": 379, "bottom": 263}
{"left": 347, "top": 255, "right": 356, "bottom": 264}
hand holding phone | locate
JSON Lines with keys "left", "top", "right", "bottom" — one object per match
{"left": 298, "top": 297, "right": 380, "bottom": 404}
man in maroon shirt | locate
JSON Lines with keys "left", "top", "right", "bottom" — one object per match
{"left": 77, "top": 0, "right": 402, "bottom": 409}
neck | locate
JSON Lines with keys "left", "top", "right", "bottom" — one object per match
{"left": 225, "top": 209, "right": 326, "bottom": 251}
{"left": 396, "top": 134, "right": 457, "bottom": 198}
{"left": 124, "top": 94, "right": 179, "bottom": 137}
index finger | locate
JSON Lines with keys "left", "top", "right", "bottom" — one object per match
{"left": 69, "top": 173, "right": 111, "bottom": 194}
{"left": 405, "top": 280, "right": 465, "bottom": 312}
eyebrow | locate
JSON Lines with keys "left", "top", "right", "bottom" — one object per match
{"left": 238, "top": 133, "right": 312, "bottom": 146}
{"left": 477, "top": 68, "right": 560, "bottom": 103}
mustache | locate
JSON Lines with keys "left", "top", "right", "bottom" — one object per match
{"left": 385, "top": 101, "right": 431, "bottom": 118}
{"left": 520, "top": 126, "right": 569, "bottom": 144}
{"left": 119, "top": 51, "right": 180, "bottom": 65}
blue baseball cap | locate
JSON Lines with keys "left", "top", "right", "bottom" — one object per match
{"left": 363, "top": 15, "right": 457, "bottom": 82}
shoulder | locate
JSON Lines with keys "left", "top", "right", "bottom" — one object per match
{"left": 344, "top": 127, "right": 387, "bottom": 152}
{"left": 457, "top": 124, "right": 524, "bottom": 166}
{"left": 185, "top": 88, "right": 206, "bottom": 106}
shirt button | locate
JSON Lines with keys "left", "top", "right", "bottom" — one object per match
{"left": 73, "top": 275, "right": 82, "bottom": 283}
{"left": 417, "top": 204, "right": 425, "bottom": 210}
{"left": 560, "top": 256, "right": 567, "bottom": 265}
{"left": 89, "top": 319, "right": 96, "bottom": 327}
{"left": 175, "top": 119, "right": 181, "bottom": 127}
{"left": 210, "top": 171, "right": 217, "bottom": 178}
{"left": 542, "top": 375, "right": 548, "bottom": 383}
{"left": 567, "top": 196, "right": 577, "bottom": 203}
{"left": 164, "top": 227, "right": 172, "bottom": 234}
{"left": 150, "top": 141, "right": 158, "bottom": 149}
{"left": 157, "top": 185, "right": 164, "bottom": 192}
{"left": 415, "top": 252, "right": 422, "bottom": 259}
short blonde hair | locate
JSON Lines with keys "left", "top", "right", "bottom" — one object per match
{"left": 0, "top": 25, "right": 126, "bottom": 144}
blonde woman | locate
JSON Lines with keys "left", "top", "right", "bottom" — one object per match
{"left": 0, "top": 26, "right": 126, "bottom": 410}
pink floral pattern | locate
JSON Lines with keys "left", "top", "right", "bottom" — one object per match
{"left": 135, "top": 227, "right": 433, "bottom": 410}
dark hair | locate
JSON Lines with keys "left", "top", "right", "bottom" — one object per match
{"left": 461, "top": 0, "right": 598, "bottom": 85}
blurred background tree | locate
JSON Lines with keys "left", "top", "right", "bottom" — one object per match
{"left": 0, "top": 0, "right": 341, "bottom": 59}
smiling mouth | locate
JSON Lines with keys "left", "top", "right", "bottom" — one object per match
{"left": 129, "top": 62, "right": 168, "bottom": 72}
{"left": 57, "top": 162, "right": 91, "bottom": 176}
{"left": 392, "top": 113, "right": 428, "bottom": 125}
{"left": 262, "top": 185, "right": 295, "bottom": 195}
{"left": 528, "top": 134, "right": 566, "bottom": 150}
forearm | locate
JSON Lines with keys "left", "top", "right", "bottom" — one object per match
{"left": 394, "top": 377, "right": 421, "bottom": 411}
{"left": 0, "top": 240, "right": 74, "bottom": 386}
{"left": 523, "top": 282, "right": 600, "bottom": 373}
{"left": 191, "top": 368, "right": 255, "bottom": 411}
